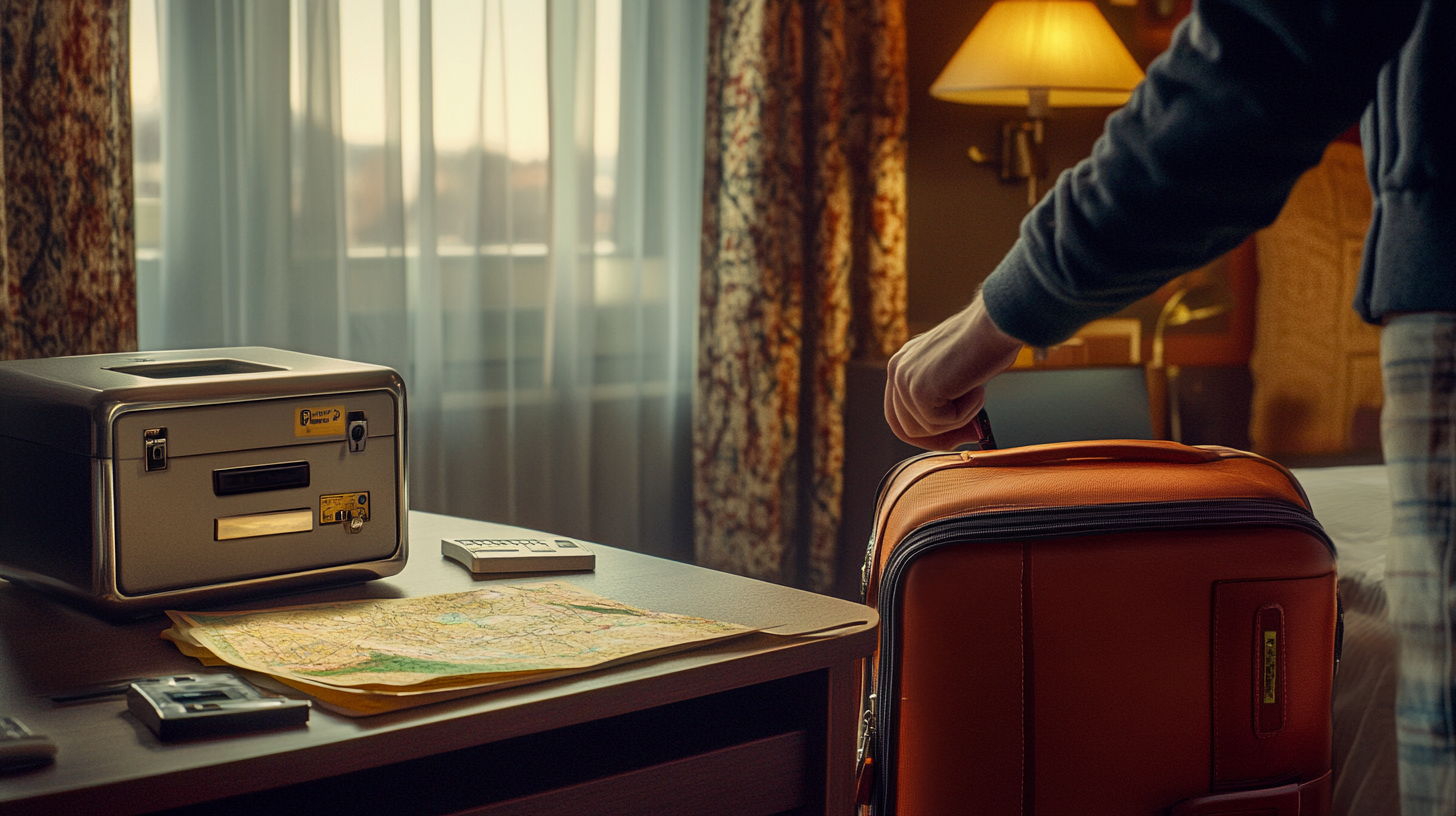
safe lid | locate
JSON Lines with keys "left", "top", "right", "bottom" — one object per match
{"left": 0, "top": 347, "right": 404, "bottom": 458}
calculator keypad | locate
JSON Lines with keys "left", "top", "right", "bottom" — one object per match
{"left": 453, "top": 539, "right": 579, "bottom": 552}
{"left": 441, "top": 536, "right": 595, "bottom": 574}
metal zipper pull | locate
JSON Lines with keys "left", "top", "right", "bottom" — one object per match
{"left": 861, "top": 534, "right": 877, "bottom": 600}
{"left": 855, "top": 701, "right": 878, "bottom": 810}
{"left": 855, "top": 700, "right": 877, "bottom": 768}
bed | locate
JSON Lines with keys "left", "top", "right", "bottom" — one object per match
{"left": 1292, "top": 465, "right": 1396, "bottom": 815}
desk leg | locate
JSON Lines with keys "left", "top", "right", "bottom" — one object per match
{"left": 823, "top": 660, "right": 860, "bottom": 816}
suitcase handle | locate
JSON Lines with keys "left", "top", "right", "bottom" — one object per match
{"left": 963, "top": 439, "right": 1223, "bottom": 467}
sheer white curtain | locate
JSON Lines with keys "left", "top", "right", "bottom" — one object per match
{"left": 131, "top": 0, "right": 706, "bottom": 559}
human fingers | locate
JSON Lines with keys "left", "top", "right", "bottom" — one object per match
{"left": 884, "top": 341, "right": 980, "bottom": 439}
{"left": 886, "top": 384, "right": 986, "bottom": 450}
{"left": 910, "top": 422, "right": 987, "bottom": 451}
{"left": 886, "top": 369, "right": 985, "bottom": 448}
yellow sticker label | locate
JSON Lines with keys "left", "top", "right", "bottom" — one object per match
{"left": 296, "top": 405, "right": 346, "bottom": 437}
{"left": 1262, "top": 630, "right": 1278, "bottom": 704}
{"left": 319, "top": 492, "right": 371, "bottom": 525}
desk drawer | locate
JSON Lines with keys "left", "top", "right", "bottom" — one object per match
{"left": 456, "top": 730, "right": 807, "bottom": 816}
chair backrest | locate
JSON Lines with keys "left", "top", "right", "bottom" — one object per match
{"left": 982, "top": 365, "right": 1152, "bottom": 448}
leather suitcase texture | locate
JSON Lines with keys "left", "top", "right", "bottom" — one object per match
{"left": 856, "top": 439, "right": 1338, "bottom": 816}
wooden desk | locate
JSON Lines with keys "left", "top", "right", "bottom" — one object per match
{"left": 0, "top": 512, "right": 878, "bottom": 815}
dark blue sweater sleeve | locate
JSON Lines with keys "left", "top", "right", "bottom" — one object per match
{"left": 981, "top": 0, "right": 1421, "bottom": 347}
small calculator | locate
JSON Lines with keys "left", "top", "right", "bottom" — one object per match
{"left": 441, "top": 537, "right": 595, "bottom": 574}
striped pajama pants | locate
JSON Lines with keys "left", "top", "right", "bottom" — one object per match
{"left": 1383, "top": 313, "right": 1456, "bottom": 816}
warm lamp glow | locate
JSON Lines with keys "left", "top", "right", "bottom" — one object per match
{"left": 933, "top": 1, "right": 1144, "bottom": 205}
{"left": 931, "top": 1, "right": 1144, "bottom": 114}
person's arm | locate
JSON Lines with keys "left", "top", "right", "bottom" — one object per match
{"left": 888, "top": 0, "right": 1421, "bottom": 449}
{"left": 984, "top": 0, "right": 1420, "bottom": 347}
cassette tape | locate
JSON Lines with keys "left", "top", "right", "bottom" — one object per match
{"left": 126, "top": 673, "right": 309, "bottom": 741}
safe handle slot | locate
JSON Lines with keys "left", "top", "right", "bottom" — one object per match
{"left": 213, "top": 461, "right": 311, "bottom": 496}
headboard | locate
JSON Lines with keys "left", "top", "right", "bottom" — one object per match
{"left": 1249, "top": 140, "right": 1382, "bottom": 459}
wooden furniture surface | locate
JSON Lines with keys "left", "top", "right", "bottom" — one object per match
{"left": 0, "top": 512, "right": 878, "bottom": 815}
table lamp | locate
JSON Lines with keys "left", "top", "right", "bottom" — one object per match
{"left": 931, "top": 0, "right": 1144, "bottom": 205}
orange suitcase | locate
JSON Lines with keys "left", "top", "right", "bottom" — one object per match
{"left": 856, "top": 433, "right": 1339, "bottom": 816}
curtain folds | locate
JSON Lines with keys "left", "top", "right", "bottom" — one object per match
{"left": 696, "top": 0, "right": 907, "bottom": 591}
{"left": 140, "top": 0, "right": 706, "bottom": 560}
{"left": 0, "top": 0, "right": 136, "bottom": 360}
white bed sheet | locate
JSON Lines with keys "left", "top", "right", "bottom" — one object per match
{"left": 1290, "top": 465, "right": 1397, "bottom": 816}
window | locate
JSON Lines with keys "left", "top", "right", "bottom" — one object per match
{"left": 132, "top": 0, "right": 706, "bottom": 558}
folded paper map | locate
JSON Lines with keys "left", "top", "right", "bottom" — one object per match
{"left": 162, "top": 581, "right": 758, "bottom": 715}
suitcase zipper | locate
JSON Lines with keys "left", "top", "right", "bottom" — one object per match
{"left": 862, "top": 450, "right": 950, "bottom": 601}
{"left": 860, "top": 442, "right": 1311, "bottom": 605}
{"left": 868, "top": 498, "right": 1335, "bottom": 815}
{"left": 854, "top": 697, "right": 877, "bottom": 805}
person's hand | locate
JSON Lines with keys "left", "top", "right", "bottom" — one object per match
{"left": 884, "top": 292, "right": 1024, "bottom": 450}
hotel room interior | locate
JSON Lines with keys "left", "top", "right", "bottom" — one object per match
{"left": 0, "top": 0, "right": 1395, "bottom": 813}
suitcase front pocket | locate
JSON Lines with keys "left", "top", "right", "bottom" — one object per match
{"left": 1212, "top": 575, "right": 1337, "bottom": 791}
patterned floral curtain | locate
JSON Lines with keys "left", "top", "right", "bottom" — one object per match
{"left": 0, "top": 0, "right": 135, "bottom": 360}
{"left": 696, "top": 0, "right": 907, "bottom": 592}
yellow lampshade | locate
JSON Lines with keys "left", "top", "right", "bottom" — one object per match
{"left": 931, "top": 1, "right": 1144, "bottom": 111}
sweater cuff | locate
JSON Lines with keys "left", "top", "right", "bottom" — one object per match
{"left": 980, "top": 242, "right": 1094, "bottom": 348}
